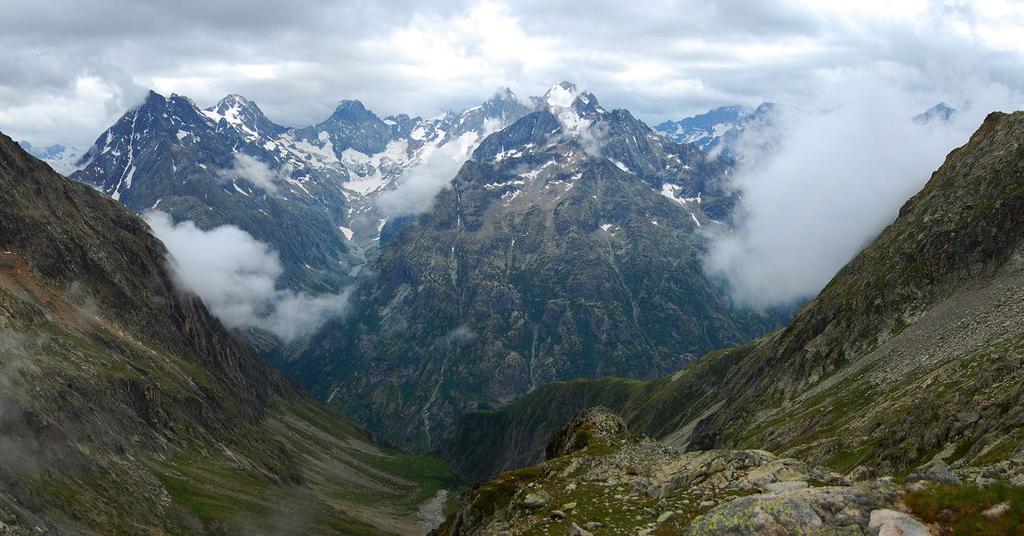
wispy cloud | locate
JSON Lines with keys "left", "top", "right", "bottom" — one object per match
{"left": 376, "top": 119, "right": 502, "bottom": 216}
{"left": 703, "top": 75, "right": 1023, "bottom": 307}
{"left": 144, "top": 211, "right": 349, "bottom": 342}
{"left": 219, "top": 153, "right": 279, "bottom": 194}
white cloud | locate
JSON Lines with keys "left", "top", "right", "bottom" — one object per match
{"left": 703, "top": 74, "right": 1024, "bottom": 307}
{"left": 579, "top": 120, "right": 610, "bottom": 157}
{"left": 376, "top": 122, "right": 500, "bottom": 216}
{"left": 144, "top": 211, "right": 349, "bottom": 342}
{"left": 220, "top": 153, "right": 279, "bottom": 193}
{"left": 1, "top": 1, "right": 1021, "bottom": 147}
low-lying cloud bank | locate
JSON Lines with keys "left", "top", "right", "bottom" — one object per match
{"left": 704, "top": 78, "right": 1023, "bottom": 308}
{"left": 144, "top": 211, "right": 349, "bottom": 342}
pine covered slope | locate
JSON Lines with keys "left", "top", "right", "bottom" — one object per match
{"left": 0, "top": 133, "right": 453, "bottom": 535}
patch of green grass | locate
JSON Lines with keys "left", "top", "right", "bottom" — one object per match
{"left": 158, "top": 472, "right": 259, "bottom": 522}
{"left": 948, "top": 438, "right": 977, "bottom": 465}
{"left": 361, "top": 451, "right": 461, "bottom": 510}
{"left": 472, "top": 465, "right": 545, "bottom": 516}
{"left": 905, "top": 482, "right": 1024, "bottom": 535}
{"left": 827, "top": 445, "right": 873, "bottom": 473}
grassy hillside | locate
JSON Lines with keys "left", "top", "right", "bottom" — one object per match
{"left": 0, "top": 132, "right": 455, "bottom": 535}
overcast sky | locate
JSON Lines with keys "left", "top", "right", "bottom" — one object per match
{"left": 1, "top": 0, "right": 1022, "bottom": 146}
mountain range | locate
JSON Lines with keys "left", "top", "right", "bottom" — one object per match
{"left": 17, "top": 141, "right": 84, "bottom": 175}
{"left": 436, "top": 110, "right": 1024, "bottom": 534}
{"left": 63, "top": 82, "right": 792, "bottom": 452}
{"left": 283, "top": 83, "right": 790, "bottom": 450}
{"left": 654, "top": 102, "right": 776, "bottom": 158}
{"left": 6, "top": 79, "right": 1022, "bottom": 534}
{"left": 68, "top": 88, "right": 533, "bottom": 293}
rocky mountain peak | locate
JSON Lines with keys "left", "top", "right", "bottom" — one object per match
{"left": 141, "top": 88, "right": 166, "bottom": 107}
{"left": 545, "top": 407, "right": 629, "bottom": 460}
{"left": 330, "top": 99, "right": 376, "bottom": 121}
{"left": 203, "top": 92, "right": 282, "bottom": 140}
{"left": 491, "top": 86, "right": 517, "bottom": 102}
{"left": 539, "top": 82, "right": 605, "bottom": 120}
{"left": 215, "top": 93, "right": 251, "bottom": 108}
{"left": 913, "top": 101, "right": 957, "bottom": 124}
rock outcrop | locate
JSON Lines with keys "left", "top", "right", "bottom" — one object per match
{"left": 437, "top": 407, "right": 941, "bottom": 535}
{"left": 545, "top": 406, "right": 628, "bottom": 460}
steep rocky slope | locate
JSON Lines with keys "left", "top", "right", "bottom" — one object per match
{"left": 0, "top": 133, "right": 454, "bottom": 534}
{"left": 685, "top": 109, "right": 1024, "bottom": 472}
{"left": 444, "top": 110, "right": 1024, "bottom": 489}
{"left": 289, "top": 84, "right": 788, "bottom": 451}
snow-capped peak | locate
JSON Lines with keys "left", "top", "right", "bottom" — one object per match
{"left": 217, "top": 93, "right": 251, "bottom": 107}
{"left": 544, "top": 81, "right": 579, "bottom": 108}
{"left": 202, "top": 94, "right": 282, "bottom": 142}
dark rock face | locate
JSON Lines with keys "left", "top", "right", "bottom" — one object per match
{"left": 290, "top": 88, "right": 789, "bottom": 451}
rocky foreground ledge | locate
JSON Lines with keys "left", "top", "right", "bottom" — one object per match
{"left": 436, "top": 407, "right": 1023, "bottom": 535}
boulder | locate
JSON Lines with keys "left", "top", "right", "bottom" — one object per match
{"left": 905, "top": 460, "right": 960, "bottom": 485}
{"left": 686, "top": 485, "right": 895, "bottom": 535}
{"left": 570, "top": 522, "right": 593, "bottom": 536}
{"left": 982, "top": 501, "right": 1011, "bottom": 519}
{"left": 522, "top": 490, "right": 550, "bottom": 509}
{"left": 868, "top": 509, "right": 929, "bottom": 536}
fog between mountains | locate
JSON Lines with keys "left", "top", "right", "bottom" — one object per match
{"left": 704, "top": 77, "right": 1024, "bottom": 308}
{"left": 144, "top": 211, "right": 350, "bottom": 342}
